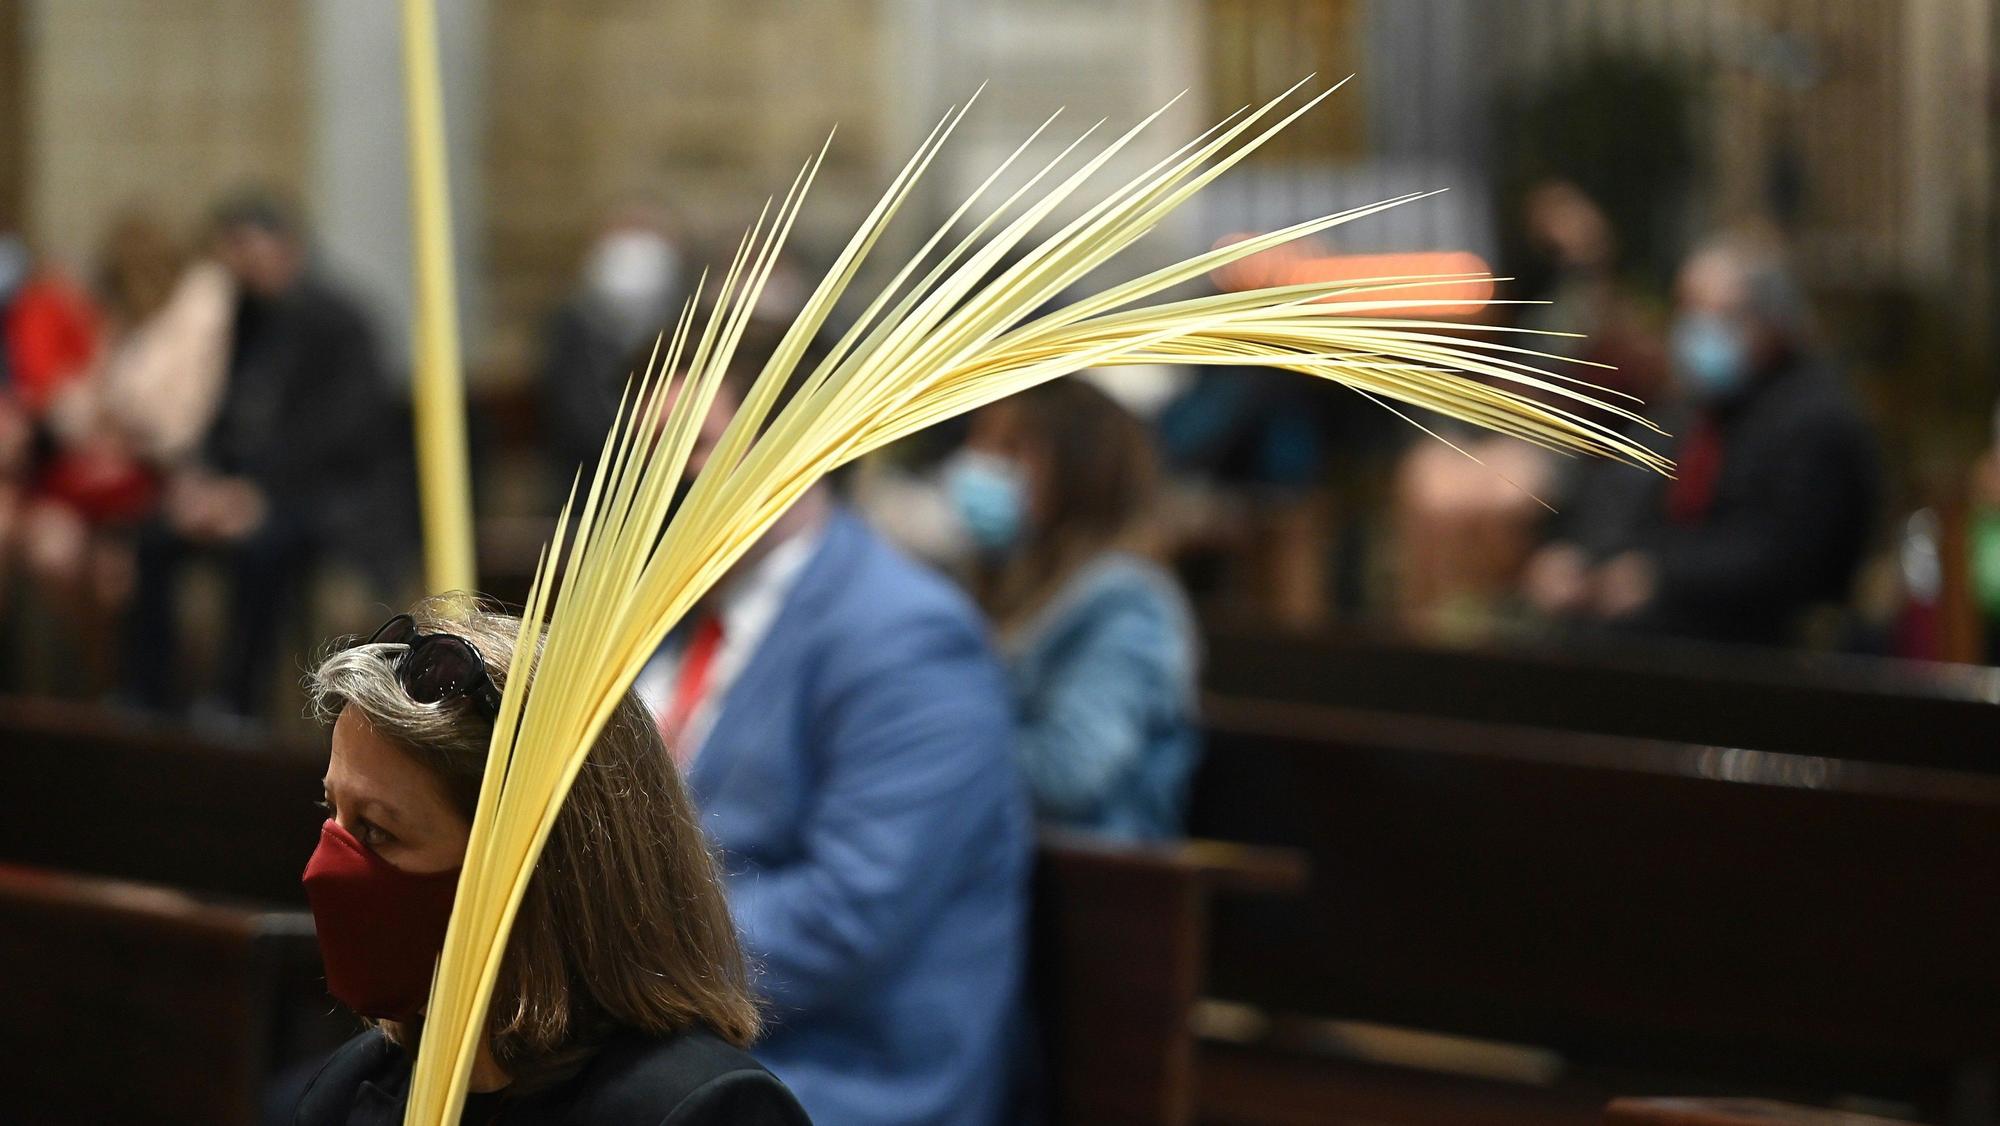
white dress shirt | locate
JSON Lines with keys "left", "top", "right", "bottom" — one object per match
{"left": 634, "top": 520, "right": 825, "bottom": 763}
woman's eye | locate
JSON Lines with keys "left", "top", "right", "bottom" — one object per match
{"left": 314, "top": 799, "right": 332, "bottom": 816}
{"left": 356, "top": 820, "right": 394, "bottom": 848}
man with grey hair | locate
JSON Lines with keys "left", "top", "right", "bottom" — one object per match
{"left": 1523, "top": 230, "right": 1879, "bottom": 647}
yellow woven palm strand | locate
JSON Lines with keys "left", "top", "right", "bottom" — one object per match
{"left": 403, "top": 81, "right": 1671, "bottom": 1123}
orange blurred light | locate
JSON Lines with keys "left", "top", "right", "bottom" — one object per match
{"left": 1210, "top": 235, "right": 1493, "bottom": 318}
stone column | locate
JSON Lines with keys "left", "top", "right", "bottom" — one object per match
{"left": 306, "top": 0, "right": 487, "bottom": 376}
{"left": 23, "top": 0, "right": 307, "bottom": 269}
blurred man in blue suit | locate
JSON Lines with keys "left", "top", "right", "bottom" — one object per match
{"left": 636, "top": 365, "right": 1030, "bottom": 1126}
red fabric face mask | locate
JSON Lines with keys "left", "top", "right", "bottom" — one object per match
{"left": 301, "top": 818, "right": 462, "bottom": 1020}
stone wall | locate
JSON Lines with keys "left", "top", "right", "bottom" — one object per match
{"left": 482, "top": 0, "right": 900, "bottom": 360}
{"left": 482, "top": 0, "right": 1212, "bottom": 362}
{"left": 23, "top": 0, "right": 307, "bottom": 266}
{"left": 0, "top": 0, "right": 26, "bottom": 231}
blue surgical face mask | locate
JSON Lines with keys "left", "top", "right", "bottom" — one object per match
{"left": 944, "top": 451, "right": 1028, "bottom": 554}
{"left": 1671, "top": 313, "right": 1752, "bottom": 401}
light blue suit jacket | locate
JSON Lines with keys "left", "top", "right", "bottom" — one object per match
{"left": 684, "top": 508, "right": 1030, "bottom": 1126}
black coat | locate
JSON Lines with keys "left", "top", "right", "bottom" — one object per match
{"left": 1556, "top": 355, "right": 1879, "bottom": 647}
{"left": 207, "top": 275, "right": 405, "bottom": 544}
{"left": 293, "top": 1027, "right": 812, "bottom": 1126}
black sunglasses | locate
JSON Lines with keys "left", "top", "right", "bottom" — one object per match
{"left": 364, "top": 614, "right": 503, "bottom": 718}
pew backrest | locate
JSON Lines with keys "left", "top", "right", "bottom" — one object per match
{"left": 1190, "top": 695, "right": 2000, "bottom": 1083}
{"left": 0, "top": 864, "right": 321, "bottom": 1126}
{"left": 1201, "top": 627, "right": 2000, "bottom": 771}
{"left": 1604, "top": 1098, "right": 1920, "bottom": 1126}
{"left": 2, "top": 697, "right": 324, "bottom": 903}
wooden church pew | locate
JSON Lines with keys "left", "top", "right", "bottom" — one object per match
{"left": 1189, "top": 695, "right": 2000, "bottom": 1124}
{"left": 12, "top": 690, "right": 1980, "bottom": 1123}
{"left": 1034, "top": 831, "right": 1307, "bottom": 1125}
{"left": 2, "top": 699, "right": 1313, "bottom": 1126}
{"left": 1604, "top": 1098, "right": 1922, "bottom": 1126}
{"left": 1197, "top": 1036, "right": 1609, "bottom": 1126}
{"left": 1201, "top": 626, "right": 2000, "bottom": 772}
{"left": 0, "top": 696, "right": 323, "bottom": 905}
{"left": 0, "top": 863, "right": 323, "bottom": 1126}
{"left": 0, "top": 701, "right": 346, "bottom": 1122}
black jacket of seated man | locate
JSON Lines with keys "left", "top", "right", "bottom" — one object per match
{"left": 123, "top": 271, "right": 409, "bottom": 718}
{"left": 293, "top": 1025, "right": 811, "bottom": 1126}
{"left": 1557, "top": 352, "right": 1879, "bottom": 648}
{"left": 206, "top": 275, "right": 402, "bottom": 542}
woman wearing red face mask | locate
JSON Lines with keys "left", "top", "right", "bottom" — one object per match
{"left": 294, "top": 596, "right": 810, "bottom": 1125}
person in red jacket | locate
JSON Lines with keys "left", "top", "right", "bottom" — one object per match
{"left": 0, "top": 253, "right": 105, "bottom": 680}
{"left": 4, "top": 263, "right": 99, "bottom": 414}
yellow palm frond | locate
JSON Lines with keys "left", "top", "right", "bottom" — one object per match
{"left": 403, "top": 81, "right": 1669, "bottom": 1123}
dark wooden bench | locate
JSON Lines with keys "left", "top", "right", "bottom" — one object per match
{"left": 1604, "top": 1098, "right": 1921, "bottom": 1126}
{"left": 0, "top": 700, "right": 350, "bottom": 1120}
{"left": 0, "top": 697, "right": 324, "bottom": 904}
{"left": 1034, "top": 831, "right": 1307, "bottom": 1125}
{"left": 2, "top": 699, "right": 1317, "bottom": 1126}
{"left": 0, "top": 863, "right": 323, "bottom": 1126}
{"left": 15, "top": 692, "right": 1976, "bottom": 1123}
{"left": 1190, "top": 694, "right": 1999, "bottom": 1124}
{"left": 1201, "top": 626, "right": 2000, "bottom": 772}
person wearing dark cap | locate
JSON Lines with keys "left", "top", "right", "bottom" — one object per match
{"left": 123, "top": 192, "right": 404, "bottom": 722}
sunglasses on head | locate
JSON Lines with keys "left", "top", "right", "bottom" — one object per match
{"left": 364, "top": 614, "right": 503, "bottom": 718}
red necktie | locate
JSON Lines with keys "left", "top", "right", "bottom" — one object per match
{"left": 1666, "top": 414, "right": 1724, "bottom": 526}
{"left": 659, "top": 615, "right": 724, "bottom": 767}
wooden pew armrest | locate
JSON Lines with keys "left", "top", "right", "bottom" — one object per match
{"left": 1033, "top": 834, "right": 1310, "bottom": 1126}
{"left": 1605, "top": 1098, "right": 1918, "bottom": 1126}
{"left": 0, "top": 861, "right": 309, "bottom": 939}
{"left": 1036, "top": 830, "right": 1309, "bottom": 897}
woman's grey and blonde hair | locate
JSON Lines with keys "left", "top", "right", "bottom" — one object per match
{"left": 307, "top": 594, "right": 759, "bottom": 1087}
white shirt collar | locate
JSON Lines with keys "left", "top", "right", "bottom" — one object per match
{"left": 712, "top": 519, "right": 823, "bottom": 652}
{"left": 635, "top": 515, "right": 828, "bottom": 761}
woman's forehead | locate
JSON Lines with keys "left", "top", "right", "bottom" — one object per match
{"left": 326, "top": 711, "right": 438, "bottom": 816}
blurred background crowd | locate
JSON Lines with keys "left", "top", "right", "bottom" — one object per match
{"left": 14, "top": 4, "right": 2000, "bottom": 1124}
{"left": 1, "top": 0, "right": 1993, "bottom": 737}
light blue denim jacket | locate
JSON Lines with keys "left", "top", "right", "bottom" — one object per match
{"left": 1002, "top": 551, "right": 1201, "bottom": 841}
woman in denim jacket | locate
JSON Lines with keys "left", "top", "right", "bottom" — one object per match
{"left": 947, "top": 379, "right": 1200, "bottom": 842}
